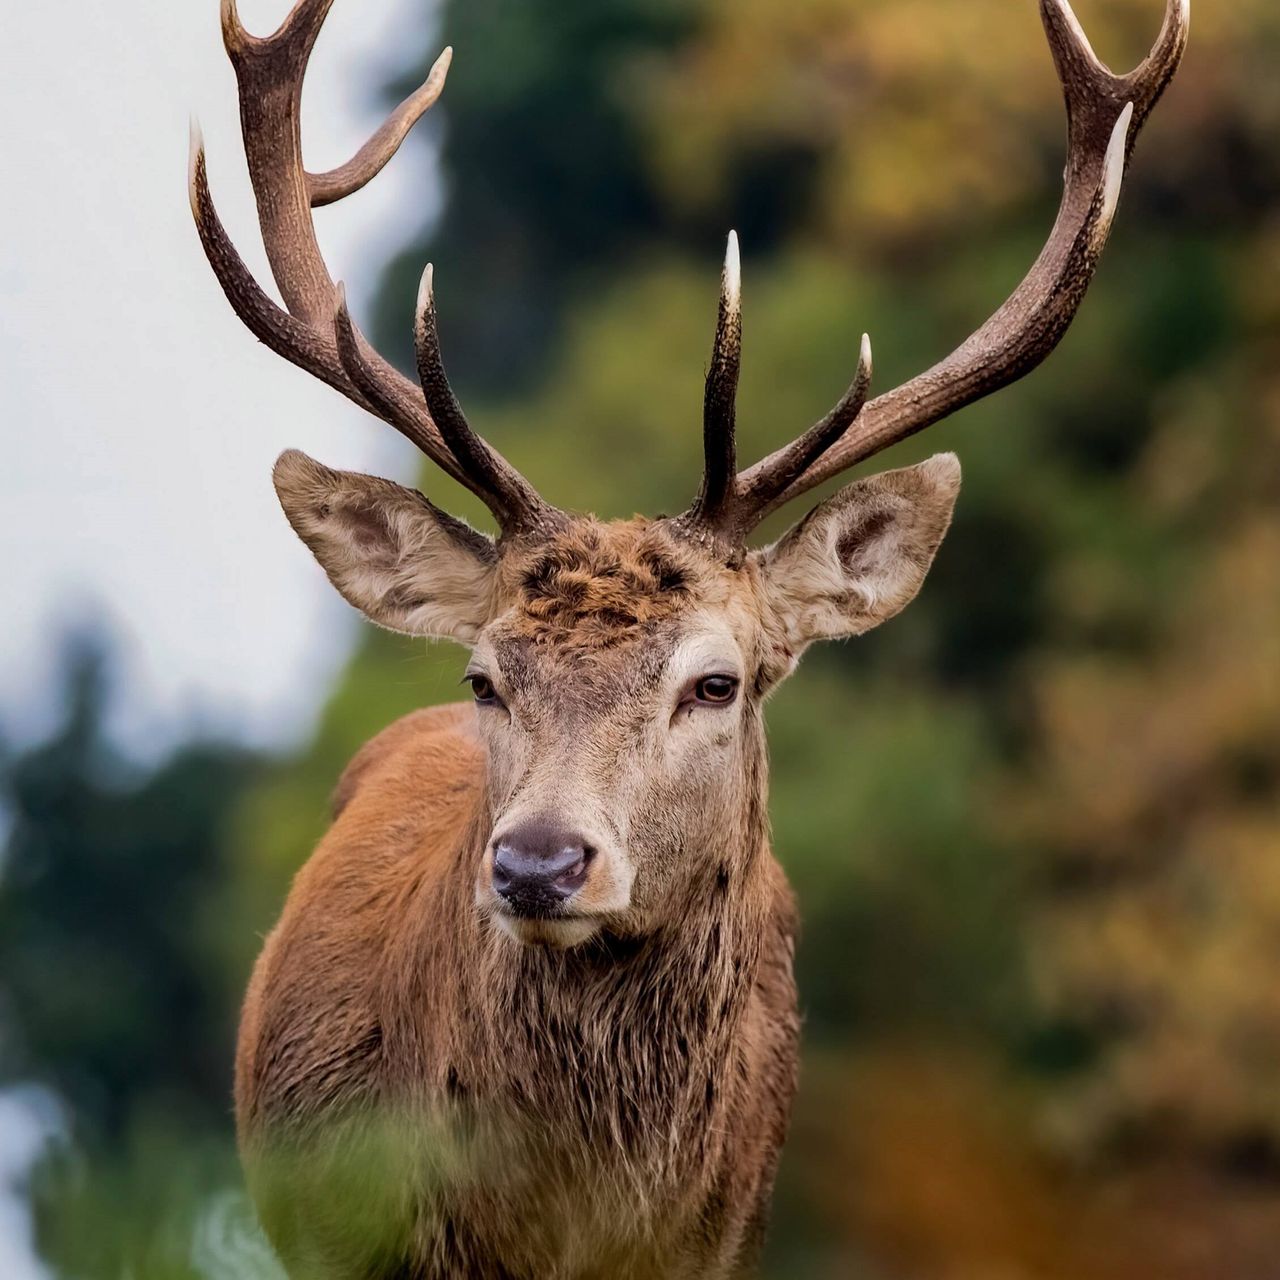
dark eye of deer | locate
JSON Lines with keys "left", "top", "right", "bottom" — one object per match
{"left": 695, "top": 676, "right": 739, "bottom": 706}
{"left": 468, "top": 675, "right": 497, "bottom": 704}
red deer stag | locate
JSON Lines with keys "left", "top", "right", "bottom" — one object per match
{"left": 191, "top": 0, "right": 1188, "bottom": 1275}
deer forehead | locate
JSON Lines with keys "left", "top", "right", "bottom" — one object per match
{"left": 471, "top": 519, "right": 759, "bottom": 705}
{"left": 491, "top": 518, "right": 760, "bottom": 650}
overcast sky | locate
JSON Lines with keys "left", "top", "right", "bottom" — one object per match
{"left": 1, "top": 0, "right": 445, "bottom": 760}
{"left": 1, "top": 1, "right": 447, "bottom": 1266}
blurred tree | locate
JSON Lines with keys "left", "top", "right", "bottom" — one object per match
{"left": 370, "top": 0, "right": 695, "bottom": 390}
{"left": 1013, "top": 310, "right": 1280, "bottom": 1169}
{"left": 0, "top": 635, "right": 263, "bottom": 1275}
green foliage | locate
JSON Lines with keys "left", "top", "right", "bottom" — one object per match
{"left": 0, "top": 637, "right": 265, "bottom": 1277}
{"left": 31, "top": 1114, "right": 245, "bottom": 1280}
{"left": 0, "top": 639, "right": 258, "bottom": 1139}
{"left": 371, "top": 0, "right": 695, "bottom": 388}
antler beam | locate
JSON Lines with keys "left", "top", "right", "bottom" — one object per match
{"left": 683, "top": 0, "right": 1189, "bottom": 542}
{"left": 192, "top": 0, "right": 559, "bottom": 536}
{"left": 196, "top": 0, "right": 1188, "bottom": 551}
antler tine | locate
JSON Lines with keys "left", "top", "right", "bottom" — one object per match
{"left": 274, "top": 0, "right": 338, "bottom": 47}
{"left": 325, "top": 284, "right": 462, "bottom": 475}
{"left": 310, "top": 47, "right": 453, "bottom": 207}
{"left": 190, "top": 120, "right": 463, "bottom": 481}
{"left": 195, "top": 0, "right": 556, "bottom": 534}
{"left": 728, "top": 0, "right": 1189, "bottom": 531}
{"left": 1127, "top": 0, "right": 1191, "bottom": 114}
{"left": 414, "top": 266, "right": 559, "bottom": 533}
{"left": 733, "top": 335, "right": 874, "bottom": 531}
{"left": 219, "top": 0, "right": 252, "bottom": 56}
{"left": 688, "top": 232, "right": 743, "bottom": 529}
{"left": 221, "top": 0, "right": 337, "bottom": 59}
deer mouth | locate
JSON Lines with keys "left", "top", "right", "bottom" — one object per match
{"left": 492, "top": 911, "right": 604, "bottom": 950}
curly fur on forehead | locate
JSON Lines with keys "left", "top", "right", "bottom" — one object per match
{"left": 500, "top": 519, "right": 717, "bottom": 650}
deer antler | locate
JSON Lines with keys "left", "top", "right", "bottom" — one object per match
{"left": 681, "top": 0, "right": 1189, "bottom": 545}
{"left": 687, "top": 231, "right": 744, "bottom": 530}
{"left": 190, "top": 0, "right": 560, "bottom": 537}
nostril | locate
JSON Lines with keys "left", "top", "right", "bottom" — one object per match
{"left": 491, "top": 844, "right": 516, "bottom": 894}
{"left": 551, "top": 844, "right": 593, "bottom": 894}
{"left": 490, "top": 829, "right": 595, "bottom": 915}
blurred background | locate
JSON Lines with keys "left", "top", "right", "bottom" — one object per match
{"left": 2, "top": 0, "right": 1278, "bottom": 1275}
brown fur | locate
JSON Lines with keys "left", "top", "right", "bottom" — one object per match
{"left": 241, "top": 458, "right": 959, "bottom": 1278}
{"left": 238, "top": 704, "right": 799, "bottom": 1279}
{"left": 508, "top": 519, "right": 700, "bottom": 644}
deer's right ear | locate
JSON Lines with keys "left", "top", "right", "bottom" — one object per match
{"left": 272, "top": 450, "right": 499, "bottom": 643}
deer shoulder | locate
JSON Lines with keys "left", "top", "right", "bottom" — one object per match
{"left": 330, "top": 702, "right": 479, "bottom": 819}
{"left": 236, "top": 704, "right": 481, "bottom": 1144}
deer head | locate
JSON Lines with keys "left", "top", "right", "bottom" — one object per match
{"left": 192, "top": 0, "right": 1188, "bottom": 947}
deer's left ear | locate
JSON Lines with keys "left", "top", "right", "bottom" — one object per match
{"left": 752, "top": 453, "right": 960, "bottom": 667}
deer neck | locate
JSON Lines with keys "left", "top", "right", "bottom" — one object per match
{"left": 449, "top": 722, "right": 774, "bottom": 1165}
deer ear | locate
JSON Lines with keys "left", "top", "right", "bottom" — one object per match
{"left": 272, "top": 450, "right": 499, "bottom": 643}
{"left": 753, "top": 453, "right": 960, "bottom": 665}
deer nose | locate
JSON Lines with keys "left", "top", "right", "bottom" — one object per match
{"left": 492, "top": 824, "right": 594, "bottom": 917}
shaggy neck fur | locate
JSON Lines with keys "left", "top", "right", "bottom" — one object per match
{"left": 381, "top": 711, "right": 774, "bottom": 1251}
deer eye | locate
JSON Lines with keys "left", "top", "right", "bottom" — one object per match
{"left": 467, "top": 674, "right": 498, "bottom": 704}
{"left": 694, "top": 675, "right": 739, "bottom": 706}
